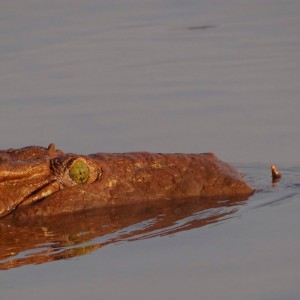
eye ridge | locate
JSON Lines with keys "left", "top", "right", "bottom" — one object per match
{"left": 50, "top": 156, "right": 102, "bottom": 186}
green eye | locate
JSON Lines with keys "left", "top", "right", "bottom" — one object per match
{"left": 69, "top": 160, "right": 90, "bottom": 184}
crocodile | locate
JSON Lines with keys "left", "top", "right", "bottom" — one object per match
{"left": 0, "top": 143, "right": 273, "bottom": 219}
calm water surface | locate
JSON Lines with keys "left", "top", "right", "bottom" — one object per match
{"left": 1, "top": 165, "right": 300, "bottom": 300}
{"left": 1, "top": 0, "right": 300, "bottom": 299}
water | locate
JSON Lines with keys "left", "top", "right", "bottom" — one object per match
{"left": 1, "top": 0, "right": 300, "bottom": 163}
{"left": 1, "top": 0, "right": 300, "bottom": 299}
{"left": 1, "top": 165, "right": 300, "bottom": 300}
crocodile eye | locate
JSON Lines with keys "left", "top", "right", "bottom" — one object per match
{"left": 69, "top": 159, "right": 90, "bottom": 184}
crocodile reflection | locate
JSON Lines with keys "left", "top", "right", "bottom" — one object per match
{"left": 0, "top": 196, "right": 247, "bottom": 270}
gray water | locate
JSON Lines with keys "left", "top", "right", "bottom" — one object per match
{"left": 1, "top": 0, "right": 300, "bottom": 299}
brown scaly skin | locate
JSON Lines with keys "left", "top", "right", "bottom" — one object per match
{"left": 0, "top": 144, "right": 253, "bottom": 219}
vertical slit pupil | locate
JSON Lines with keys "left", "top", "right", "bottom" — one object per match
{"left": 69, "top": 160, "right": 89, "bottom": 184}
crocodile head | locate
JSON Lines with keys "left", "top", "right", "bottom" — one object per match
{"left": 0, "top": 144, "right": 254, "bottom": 219}
{"left": 0, "top": 144, "right": 102, "bottom": 218}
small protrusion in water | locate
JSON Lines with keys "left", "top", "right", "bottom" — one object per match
{"left": 271, "top": 165, "right": 281, "bottom": 182}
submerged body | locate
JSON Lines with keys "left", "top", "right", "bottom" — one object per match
{"left": 0, "top": 144, "right": 253, "bottom": 218}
